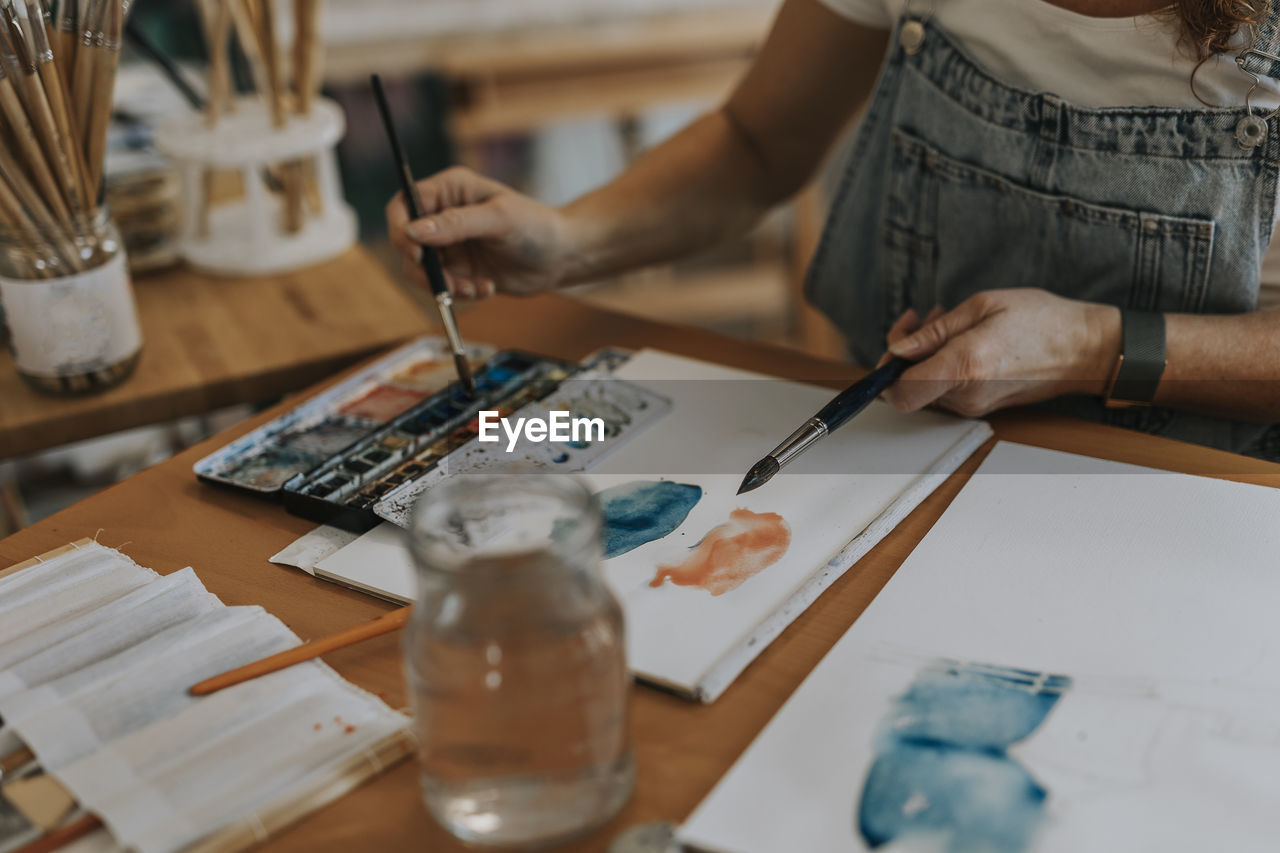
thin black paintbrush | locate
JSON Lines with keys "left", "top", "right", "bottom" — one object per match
{"left": 737, "top": 357, "right": 912, "bottom": 494}
{"left": 370, "top": 72, "right": 475, "bottom": 399}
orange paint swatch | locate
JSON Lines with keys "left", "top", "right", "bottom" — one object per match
{"left": 650, "top": 509, "right": 791, "bottom": 596}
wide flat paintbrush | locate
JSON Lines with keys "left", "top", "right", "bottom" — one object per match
{"left": 370, "top": 72, "right": 476, "bottom": 398}
{"left": 737, "top": 357, "right": 913, "bottom": 494}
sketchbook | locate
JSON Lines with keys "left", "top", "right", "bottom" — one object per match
{"left": 680, "top": 442, "right": 1280, "bottom": 852}
{"left": 313, "top": 349, "right": 991, "bottom": 702}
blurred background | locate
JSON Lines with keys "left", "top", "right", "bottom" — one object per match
{"left": 3, "top": 0, "right": 859, "bottom": 533}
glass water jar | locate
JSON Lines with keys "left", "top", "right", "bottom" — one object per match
{"left": 406, "top": 475, "right": 634, "bottom": 848}
{"left": 0, "top": 209, "right": 141, "bottom": 395}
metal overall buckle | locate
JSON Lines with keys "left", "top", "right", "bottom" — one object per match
{"left": 899, "top": 0, "right": 935, "bottom": 55}
{"left": 1235, "top": 32, "right": 1280, "bottom": 149}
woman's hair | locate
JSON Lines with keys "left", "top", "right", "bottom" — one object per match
{"left": 1175, "top": 0, "right": 1263, "bottom": 60}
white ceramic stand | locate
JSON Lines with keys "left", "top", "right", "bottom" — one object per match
{"left": 154, "top": 97, "right": 357, "bottom": 276}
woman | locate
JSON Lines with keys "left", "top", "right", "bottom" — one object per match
{"left": 387, "top": 0, "right": 1280, "bottom": 458}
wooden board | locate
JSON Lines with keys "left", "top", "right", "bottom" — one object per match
{"left": 0, "top": 248, "right": 431, "bottom": 459}
{"left": 1, "top": 294, "right": 1277, "bottom": 852}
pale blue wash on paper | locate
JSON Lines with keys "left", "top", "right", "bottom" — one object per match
{"left": 857, "top": 661, "right": 1071, "bottom": 852}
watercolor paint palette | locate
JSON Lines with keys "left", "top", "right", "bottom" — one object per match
{"left": 372, "top": 370, "right": 673, "bottom": 528}
{"left": 282, "top": 353, "right": 668, "bottom": 531}
{"left": 194, "top": 337, "right": 495, "bottom": 493}
{"left": 196, "top": 342, "right": 671, "bottom": 533}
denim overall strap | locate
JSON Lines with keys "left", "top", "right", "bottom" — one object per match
{"left": 804, "top": 15, "right": 1280, "bottom": 459}
{"left": 1238, "top": 4, "right": 1280, "bottom": 83}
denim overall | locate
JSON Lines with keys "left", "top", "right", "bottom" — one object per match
{"left": 805, "top": 15, "right": 1280, "bottom": 458}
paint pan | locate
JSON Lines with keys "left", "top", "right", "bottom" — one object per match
{"left": 194, "top": 336, "right": 494, "bottom": 494}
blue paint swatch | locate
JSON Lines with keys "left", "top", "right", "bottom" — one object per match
{"left": 857, "top": 662, "right": 1071, "bottom": 853}
{"left": 597, "top": 480, "right": 702, "bottom": 559}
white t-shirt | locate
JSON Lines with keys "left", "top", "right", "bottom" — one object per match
{"left": 819, "top": 0, "right": 1280, "bottom": 309}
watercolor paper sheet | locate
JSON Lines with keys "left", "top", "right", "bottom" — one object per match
{"left": 315, "top": 350, "right": 990, "bottom": 701}
{"left": 680, "top": 442, "right": 1280, "bottom": 852}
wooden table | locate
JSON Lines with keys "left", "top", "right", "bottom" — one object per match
{"left": 2, "top": 295, "right": 1277, "bottom": 851}
{"left": 0, "top": 248, "right": 430, "bottom": 460}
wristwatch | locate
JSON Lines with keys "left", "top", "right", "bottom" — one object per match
{"left": 1104, "top": 310, "right": 1166, "bottom": 408}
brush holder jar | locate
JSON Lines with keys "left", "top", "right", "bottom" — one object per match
{"left": 154, "top": 97, "right": 357, "bottom": 276}
{"left": 0, "top": 209, "right": 142, "bottom": 395}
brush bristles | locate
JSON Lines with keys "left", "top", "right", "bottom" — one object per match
{"left": 737, "top": 456, "right": 780, "bottom": 495}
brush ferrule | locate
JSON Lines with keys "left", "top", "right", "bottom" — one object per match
{"left": 767, "top": 417, "right": 828, "bottom": 468}
{"left": 25, "top": 2, "right": 53, "bottom": 55}
{"left": 434, "top": 291, "right": 464, "bottom": 351}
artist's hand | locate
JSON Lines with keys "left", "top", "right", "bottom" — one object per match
{"left": 386, "top": 167, "right": 573, "bottom": 299}
{"left": 880, "top": 289, "right": 1121, "bottom": 417}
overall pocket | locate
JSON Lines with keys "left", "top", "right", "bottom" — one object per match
{"left": 881, "top": 128, "right": 1216, "bottom": 319}
{"left": 879, "top": 128, "right": 1219, "bottom": 436}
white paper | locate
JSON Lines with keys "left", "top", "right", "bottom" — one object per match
{"left": 680, "top": 442, "right": 1280, "bottom": 852}
{"left": 269, "top": 525, "right": 360, "bottom": 576}
{"left": 314, "top": 523, "right": 415, "bottom": 603}
{"left": 314, "top": 350, "right": 988, "bottom": 700}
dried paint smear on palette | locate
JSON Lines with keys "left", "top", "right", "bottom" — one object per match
{"left": 193, "top": 337, "right": 493, "bottom": 493}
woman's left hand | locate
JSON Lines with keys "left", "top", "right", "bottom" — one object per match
{"left": 881, "top": 289, "right": 1122, "bottom": 417}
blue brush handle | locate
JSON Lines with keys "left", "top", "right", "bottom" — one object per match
{"left": 815, "top": 357, "right": 912, "bottom": 432}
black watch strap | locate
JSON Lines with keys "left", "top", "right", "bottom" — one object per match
{"left": 1107, "top": 310, "right": 1166, "bottom": 406}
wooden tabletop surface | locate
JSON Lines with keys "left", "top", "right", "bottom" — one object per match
{"left": 2, "top": 294, "right": 1277, "bottom": 852}
{"left": 0, "top": 247, "right": 429, "bottom": 460}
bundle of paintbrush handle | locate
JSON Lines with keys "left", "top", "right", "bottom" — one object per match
{"left": 0, "top": 0, "right": 142, "bottom": 395}
{"left": 193, "top": 0, "right": 325, "bottom": 235}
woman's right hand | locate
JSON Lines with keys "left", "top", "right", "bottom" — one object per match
{"left": 386, "top": 166, "right": 574, "bottom": 300}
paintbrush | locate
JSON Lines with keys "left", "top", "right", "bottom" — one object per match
{"left": 122, "top": 15, "right": 204, "bottom": 110}
{"left": 189, "top": 607, "right": 411, "bottom": 696}
{"left": 737, "top": 357, "right": 912, "bottom": 494}
{"left": 82, "top": 0, "right": 119, "bottom": 194}
{"left": 293, "top": 0, "right": 323, "bottom": 213}
{"left": 24, "top": 0, "right": 93, "bottom": 212}
{"left": 11, "top": 813, "right": 99, "bottom": 853}
{"left": 69, "top": 0, "right": 101, "bottom": 157}
{"left": 53, "top": 0, "right": 75, "bottom": 87}
{"left": 0, "top": 149, "right": 82, "bottom": 271}
{"left": 4, "top": 1, "right": 85, "bottom": 214}
{"left": 0, "top": 41, "right": 70, "bottom": 222}
{"left": 253, "top": 0, "right": 305, "bottom": 233}
{"left": 292, "top": 0, "right": 317, "bottom": 116}
{"left": 0, "top": 164, "right": 32, "bottom": 226}
{"left": 202, "top": 0, "right": 232, "bottom": 123}
{"left": 370, "top": 73, "right": 476, "bottom": 398}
